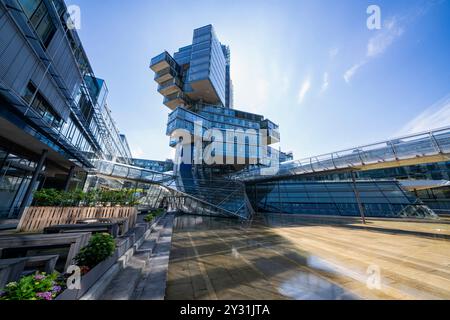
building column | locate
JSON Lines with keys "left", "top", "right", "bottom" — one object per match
{"left": 351, "top": 171, "right": 366, "bottom": 225}
{"left": 19, "top": 149, "right": 48, "bottom": 216}
{"left": 64, "top": 166, "right": 75, "bottom": 192}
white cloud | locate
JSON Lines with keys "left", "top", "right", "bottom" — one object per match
{"left": 321, "top": 72, "right": 329, "bottom": 92}
{"left": 344, "top": 62, "right": 365, "bottom": 83}
{"left": 396, "top": 93, "right": 450, "bottom": 135}
{"left": 367, "top": 18, "right": 404, "bottom": 57}
{"left": 344, "top": 16, "right": 405, "bottom": 84}
{"left": 297, "top": 78, "right": 311, "bottom": 104}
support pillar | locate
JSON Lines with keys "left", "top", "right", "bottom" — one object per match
{"left": 351, "top": 171, "right": 366, "bottom": 225}
{"left": 64, "top": 166, "right": 75, "bottom": 192}
{"left": 19, "top": 149, "right": 48, "bottom": 216}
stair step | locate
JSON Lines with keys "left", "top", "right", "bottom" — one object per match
{"left": 97, "top": 216, "right": 165, "bottom": 299}
{"left": 98, "top": 214, "right": 175, "bottom": 300}
{"left": 132, "top": 215, "right": 174, "bottom": 300}
{"left": 100, "top": 256, "right": 145, "bottom": 300}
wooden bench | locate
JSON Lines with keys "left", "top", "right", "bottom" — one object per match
{"left": 0, "top": 233, "right": 91, "bottom": 272}
{"left": 76, "top": 218, "right": 130, "bottom": 236}
{"left": 44, "top": 223, "right": 120, "bottom": 238}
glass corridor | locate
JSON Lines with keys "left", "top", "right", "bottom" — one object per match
{"left": 246, "top": 180, "right": 426, "bottom": 218}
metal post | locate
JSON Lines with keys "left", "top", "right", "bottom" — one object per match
{"left": 19, "top": 150, "right": 48, "bottom": 216}
{"left": 351, "top": 171, "right": 366, "bottom": 225}
{"left": 64, "top": 166, "right": 75, "bottom": 192}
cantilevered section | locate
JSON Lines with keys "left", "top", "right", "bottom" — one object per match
{"left": 150, "top": 51, "right": 179, "bottom": 73}
{"left": 164, "top": 92, "right": 189, "bottom": 110}
{"left": 158, "top": 78, "right": 183, "bottom": 96}
{"left": 150, "top": 25, "right": 230, "bottom": 110}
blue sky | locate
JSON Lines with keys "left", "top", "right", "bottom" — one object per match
{"left": 66, "top": 0, "right": 450, "bottom": 161}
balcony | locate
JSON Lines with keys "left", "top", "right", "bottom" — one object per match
{"left": 150, "top": 51, "right": 179, "bottom": 73}
{"left": 154, "top": 67, "right": 178, "bottom": 84}
{"left": 163, "top": 92, "right": 187, "bottom": 110}
{"left": 266, "top": 128, "right": 280, "bottom": 145}
{"left": 158, "top": 78, "right": 183, "bottom": 96}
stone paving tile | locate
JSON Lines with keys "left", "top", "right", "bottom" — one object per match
{"left": 165, "top": 215, "right": 450, "bottom": 300}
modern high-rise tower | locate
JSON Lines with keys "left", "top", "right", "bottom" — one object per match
{"left": 150, "top": 25, "right": 289, "bottom": 174}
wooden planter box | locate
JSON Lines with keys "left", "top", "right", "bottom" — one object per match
{"left": 17, "top": 206, "right": 138, "bottom": 233}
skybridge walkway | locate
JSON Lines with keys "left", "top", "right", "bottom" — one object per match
{"left": 91, "top": 160, "right": 253, "bottom": 220}
{"left": 231, "top": 126, "right": 450, "bottom": 182}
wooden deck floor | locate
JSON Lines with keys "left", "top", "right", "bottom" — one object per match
{"left": 166, "top": 215, "right": 450, "bottom": 300}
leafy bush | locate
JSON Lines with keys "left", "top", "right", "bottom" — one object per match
{"left": 32, "top": 188, "right": 138, "bottom": 207}
{"left": 144, "top": 214, "right": 155, "bottom": 223}
{"left": 74, "top": 233, "right": 116, "bottom": 269}
{"left": 0, "top": 272, "right": 65, "bottom": 301}
{"left": 144, "top": 208, "right": 165, "bottom": 223}
{"left": 33, "top": 189, "right": 63, "bottom": 207}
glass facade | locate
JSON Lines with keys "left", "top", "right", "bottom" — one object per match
{"left": 151, "top": 25, "right": 232, "bottom": 110}
{"left": 415, "top": 186, "right": 450, "bottom": 213}
{"left": 0, "top": 145, "right": 38, "bottom": 219}
{"left": 18, "top": 0, "right": 57, "bottom": 48}
{"left": 132, "top": 158, "right": 174, "bottom": 173}
{"left": 150, "top": 25, "right": 284, "bottom": 169}
{"left": 247, "top": 179, "right": 418, "bottom": 217}
{"left": 166, "top": 105, "right": 282, "bottom": 165}
{"left": 0, "top": 0, "right": 133, "bottom": 218}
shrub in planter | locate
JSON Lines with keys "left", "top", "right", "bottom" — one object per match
{"left": 33, "top": 189, "right": 63, "bottom": 206}
{"left": 74, "top": 233, "right": 116, "bottom": 269}
{"left": 144, "top": 208, "right": 165, "bottom": 223}
{"left": 144, "top": 214, "right": 155, "bottom": 223}
{"left": 0, "top": 272, "right": 65, "bottom": 301}
{"left": 32, "top": 188, "right": 139, "bottom": 208}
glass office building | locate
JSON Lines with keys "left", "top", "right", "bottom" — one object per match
{"left": 0, "top": 0, "right": 132, "bottom": 219}
{"left": 151, "top": 25, "right": 284, "bottom": 172}
{"left": 150, "top": 25, "right": 448, "bottom": 219}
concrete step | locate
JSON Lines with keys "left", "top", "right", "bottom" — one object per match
{"left": 132, "top": 214, "right": 175, "bottom": 300}
{"left": 100, "top": 256, "right": 145, "bottom": 300}
{"left": 98, "top": 214, "right": 173, "bottom": 300}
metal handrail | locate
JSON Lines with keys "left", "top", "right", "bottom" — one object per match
{"left": 231, "top": 126, "right": 450, "bottom": 181}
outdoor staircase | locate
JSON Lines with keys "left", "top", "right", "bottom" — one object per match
{"left": 98, "top": 213, "right": 175, "bottom": 300}
{"left": 166, "top": 164, "right": 253, "bottom": 220}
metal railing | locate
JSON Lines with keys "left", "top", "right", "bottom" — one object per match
{"left": 92, "top": 160, "right": 175, "bottom": 184}
{"left": 90, "top": 160, "right": 253, "bottom": 219}
{"left": 231, "top": 126, "right": 450, "bottom": 181}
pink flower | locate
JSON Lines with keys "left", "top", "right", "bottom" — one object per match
{"left": 52, "top": 286, "right": 62, "bottom": 293}
{"left": 34, "top": 275, "right": 45, "bottom": 281}
{"left": 36, "top": 292, "right": 53, "bottom": 300}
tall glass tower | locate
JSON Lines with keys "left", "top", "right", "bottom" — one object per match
{"left": 150, "top": 25, "right": 287, "bottom": 175}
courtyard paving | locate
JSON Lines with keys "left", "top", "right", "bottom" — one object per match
{"left": 166, "top": 214, "right": 450, "bottom": 300}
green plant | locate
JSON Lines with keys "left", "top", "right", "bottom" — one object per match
{"left": 74, "top": 233, "right": 116, "bottom": 269}
{"left": 0, "top": 272, "right": 65, "bottom": 301}
{"left": 32, "top": 188, "right": 140, "bottom": 208}
{"left": 144, "top": 208, "right": 165, "bottom": 223}
{"left": 33, "top": 189, "right": 63, "bottom": 206}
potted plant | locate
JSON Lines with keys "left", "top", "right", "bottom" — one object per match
{"left": 74, "top": 233, "right": 116, "bottom": 271}
{"left": 0, "top": 272, "right": 65, "bottom": 301}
